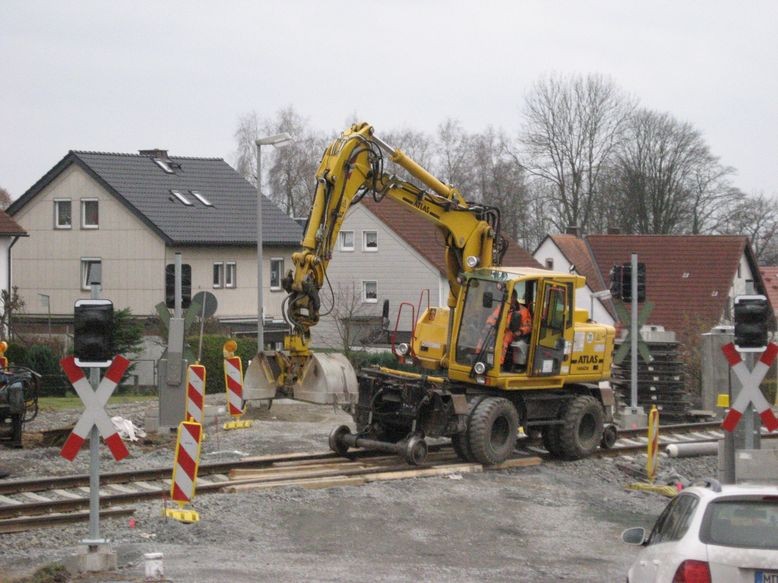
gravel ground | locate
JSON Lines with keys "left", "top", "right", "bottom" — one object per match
{"left": 0, "top": 397, "right": 720, "bottom": 583}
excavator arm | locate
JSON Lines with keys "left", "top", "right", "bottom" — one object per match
{"left": 244, "top": 122, "right": 506, "bottom": 405}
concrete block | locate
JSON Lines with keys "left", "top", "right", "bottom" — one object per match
{"left": 64, "top": 544, "right": 117, "bottom": 574}
{"left": 736, "top": 448, "right": 778, "bottom": 484}
{"left": 619, "top": 407, "right": 647, "bottom": 430}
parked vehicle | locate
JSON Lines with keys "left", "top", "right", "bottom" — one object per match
{"left": 243, "top": 122, "right": 617, "bottom": 466}
{"left": 0, "top": 366, "right": 40, "bottom": 447}
{"left": 622, "top": 479, "right": 778, "bottom": 582}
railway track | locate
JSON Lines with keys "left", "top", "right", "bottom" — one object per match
{"left": 2, "top": 421, "right": 775, "bottom": 532}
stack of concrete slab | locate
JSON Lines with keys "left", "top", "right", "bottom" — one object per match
{"left": 613, "top": 329, "right": 691, "bottom": 421}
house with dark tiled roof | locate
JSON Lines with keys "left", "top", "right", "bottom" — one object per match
{"left": 0, "top": 210, "right": 28, "bottom": 337}
{"left": 759, "top": 267, "right": 778, "bottom": 320}
{"left": 579, "top": 234, "right": 770, "bottom": 337}
{"left": 312, "top": 195, "right": 541, "bottom": 348}
{"left": 533, "top": 232, "right": 617, "bottom": 325}
{"left": 7, "top": 149, "right": 302, "bottom": 332}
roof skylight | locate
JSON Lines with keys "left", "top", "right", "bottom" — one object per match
{"left": 170, "top": 189, "right": 193, "bottom": 206}
{"left": 190, "top": 190, "right": 213, "bottom": 207}
{"left": 154, "top": 159, "right": 175, "bottom": 174}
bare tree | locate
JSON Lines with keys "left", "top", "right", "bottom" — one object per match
{"left": 520, "top": 73, "right": 635, "bottom": 233}
{"left": 263, "top": 107, "right": 326, "bottom": 218}
{"left": 233, "top": 112, "right": 260, "bottom": 185}
{"left": 614, "top": 109, "right": 737, "bottom": 234}
{"left": 232, "top": 106, "right": 325, "bottom": 217}
{"left": 0, "top": 186, "right": 11, "bottom": 210}
{"left": 718, "top": 193, "right": 778, "bottom": 264}
{"left": 380, "top": 127, "right": 435, "bottom": 191}
{"left": 433, "top": 119, "right": 476, "bottom": 195}
{"left": 471, "top": 127, "right": 528, "bottom": 244}
{"left": 327, "top": 283, "right": 380, "bottom": 354}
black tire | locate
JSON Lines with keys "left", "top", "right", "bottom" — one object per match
{"left": 11, "top": 414, "right": 22, "bottom": 448}
{"left": 541, "top": 425, "right": 564, "bottom": 457}
{"left": 451, "top": 433, "right": 475, "bottom": 462}
{"left": 600, "top": 424, "right": 618, "bottom": 449}
{"left": 558, "top": 395, "right": 604, "bottom": 459}
{"left": 467, "top": 397, "right": 519, "bottom": 465}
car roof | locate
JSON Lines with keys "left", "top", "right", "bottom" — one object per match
{"left": 682, "top": 482, "right": 778, "bottom": 501}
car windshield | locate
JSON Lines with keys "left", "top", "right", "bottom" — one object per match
{"left": 701, "top": 498, "right": 778, "bottom": 550}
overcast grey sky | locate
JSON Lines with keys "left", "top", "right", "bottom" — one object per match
{"left": 2, "top": 1, "right": 776, "bottom": 199}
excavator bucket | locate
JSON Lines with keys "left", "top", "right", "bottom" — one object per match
{"left": 242, "top": 352, "right": 358, "bottom": 405}
{"left": 242, "top": 353, "right": 279, "bottom": 402}
{"left": 293, "top": 353, "right": 358, "bottom": 405}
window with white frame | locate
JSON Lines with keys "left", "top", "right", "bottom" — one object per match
{"left": 54, "top": 199, "right": 72, "bottom": 229}
{"left": 81, "top": 258, "right": 102, "bottom": 290}
{"left": 81, "top": 199, "right": 99, "bottom": 229}
{"left": 270, "top": 258, "right": 284, "bottom": 290}
{"left": 362, "top": 280, "right": 377, "bottom": 303}
{"left": 213, "top": 262, "right": 224, "bottom": 288}
{"left": 340, "top": 231, "right": 354, "bottom": 251}
{"left": 363, "top": 230, "right": 378, "bottom": 251}
{"left": 225, "top": 262, "right": 236, "bottom": 288}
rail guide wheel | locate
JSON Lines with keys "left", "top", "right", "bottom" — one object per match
{"left": 403, "top": 434, "right": 428, "bottom": 465}
{"left": 329, "top": 425, "right": 352, "bottom": 457}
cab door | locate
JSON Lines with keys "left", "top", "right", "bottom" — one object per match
{"left": 531, "top": 281, "right": 569, "bottom": 376}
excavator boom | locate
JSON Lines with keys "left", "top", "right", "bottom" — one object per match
{"left": 244, "top": 122, "right": 504, "bottom": 405}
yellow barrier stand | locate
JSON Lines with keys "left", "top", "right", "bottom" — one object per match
{"left": 646, "top": 405, "right": 660, "bottom": 483}
{"left": 164, "top": 421, "right": 203, "bottom": 523}
{"left": 626, "top": 405, "right": 675, "bottom": 497}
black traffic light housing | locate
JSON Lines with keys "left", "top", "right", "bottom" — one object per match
{"left": 610, "top": 262, "right": 646, "bottom": 303}
{"left": 74, "top": 299, "right": 115, "bottom": 366}
{"left": 165, "top": 263, "right": 192, "bottom": 309}
{"left": 609, "top": 265, "right": 623, "bottom": 300}
{"left": 733, "top": 294, "right": 770, "bottom": 350}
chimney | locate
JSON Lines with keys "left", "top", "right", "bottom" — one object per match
{"left": 565, "top": 225, "right": 580, "bottom": 237}
{"left": 607, "top": 227, "right": 621, "bottom": 235}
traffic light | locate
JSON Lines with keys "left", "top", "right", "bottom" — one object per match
{"left": 733, "top": 294, "right": 770, "bottom": 350}
{"left": 74, "top": 299, "right": 114, "bottom": 366}
{"left": 165, "top": 264, "right": 192, "bottom": 309}
{"left": 619, "top": 262, "right": 646, "bottom": 303}
{"left": 609, "top": 265, "right": 623, "bottom": 300}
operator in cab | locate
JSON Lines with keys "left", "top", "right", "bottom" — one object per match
{"left": 506, "top": 294, "right": 532, "bottom": 371}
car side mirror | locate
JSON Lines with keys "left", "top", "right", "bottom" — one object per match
{"left": 621, "top": 527, "right": 646, "bottom": 546}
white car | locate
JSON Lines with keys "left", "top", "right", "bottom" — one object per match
{"left": 622, "top": 480, "right": 778, "bottom": 582}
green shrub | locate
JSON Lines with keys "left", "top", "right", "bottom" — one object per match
{"left": 189, "top": 335, "right": 258, "bottom": 394}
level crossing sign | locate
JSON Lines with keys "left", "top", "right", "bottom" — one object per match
{"left": 60, "top": 355, "right": 130, "bottom": 461}
{"left": 720, "top": 342, "right": 778, "bottom": 433}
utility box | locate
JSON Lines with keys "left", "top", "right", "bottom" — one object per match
{"left": 701, "top": 326, "right": 739, "bottom": 417}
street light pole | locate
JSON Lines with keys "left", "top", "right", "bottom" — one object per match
{"left": 255, "top": 133, "right": 294, "bottom": 354}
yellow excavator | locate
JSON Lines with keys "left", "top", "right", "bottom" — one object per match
{"left": 244, "top": 122, "right": 617, "bottom": 465}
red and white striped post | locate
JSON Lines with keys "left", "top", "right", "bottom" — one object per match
{"left": 185, "top": 364, "right": 206, "bottom": 425}
{"left": 60, "top": 355, "right": 130, "bottom": 461}
{"left": 165, "top": 421, "right": 203, "bottom": 523}
{"left": 223, "top": 343, "right": 252, "bottom": 430}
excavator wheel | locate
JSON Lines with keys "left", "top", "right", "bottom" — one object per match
{"left": 541, "top": 425, "right": 564, "bottom": 458}
{"left": 467, "top": 397, "right": 519, "bottom": 465}
{"left": 403, "top": 434, "right": 429, "bottom": 465}
{"left": 329, "top": 425, "right": 352, "bottom": 457}
{"left": 558, "top": 395, "right": 604, "bottom": 459}
{"left": 451, "top": 433, "right": 474, "bottom": 462}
